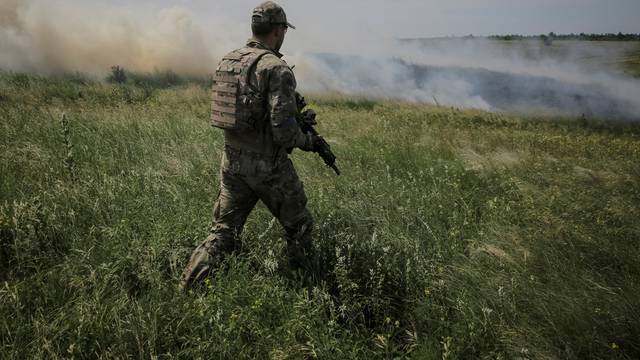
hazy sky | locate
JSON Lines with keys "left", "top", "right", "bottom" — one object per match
{"left": 135, "top": 0, "right": 640, "bottom": 38}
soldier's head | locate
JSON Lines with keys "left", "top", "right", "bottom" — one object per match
{"left": 251, "top": 1, "right": 295, "bottom": 52}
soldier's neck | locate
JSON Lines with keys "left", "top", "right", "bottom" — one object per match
{"left": 255, "top": 35, "right": 279, "bottom": 52}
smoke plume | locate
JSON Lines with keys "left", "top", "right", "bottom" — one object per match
{"left": 0, "top": 0, "right": 233, "bottom": 75}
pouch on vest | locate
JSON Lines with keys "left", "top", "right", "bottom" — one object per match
{"left": 210, "top": 49, "right": 270, "bottom": 131}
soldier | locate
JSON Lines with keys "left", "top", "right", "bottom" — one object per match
{"left": 180, "top": 1, "right": 319, "bottom": 291}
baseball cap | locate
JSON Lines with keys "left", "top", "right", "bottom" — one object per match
{"left": 252, "top": 1, "right": 296, "bottom": 29}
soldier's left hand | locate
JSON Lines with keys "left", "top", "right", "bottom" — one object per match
{"left": 311, "top": 135, "right": 325, "bottom": 152}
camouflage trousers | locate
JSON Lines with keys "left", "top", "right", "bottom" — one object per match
{"left": 180, "top": 146, "right": 314, "bottom": 291}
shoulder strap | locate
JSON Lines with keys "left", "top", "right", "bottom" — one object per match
{"left": 242, "top": 49, "right": 272, "bottom": 86}
{"left": 222, "top": 52, "right": 243, "bottom": 61}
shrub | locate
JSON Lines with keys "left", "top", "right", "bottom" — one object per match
{"left": 107, "top": 65, "right": 127, "bottom": 84}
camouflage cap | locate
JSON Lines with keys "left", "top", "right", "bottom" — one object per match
{"left": 252, "top": 1, "right": 295, "bottom": 29}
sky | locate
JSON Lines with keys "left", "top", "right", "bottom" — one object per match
{"left": 145, "top": 0, "right": 640, "bottom": 38}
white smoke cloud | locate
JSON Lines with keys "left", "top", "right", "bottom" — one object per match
{"left": 290, "top": 38, "right": 640, "bottom": 118}
{"left": 0, "top": 0, "right": 238, "bottom": 75}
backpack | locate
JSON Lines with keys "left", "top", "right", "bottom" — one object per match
{"left": 210, "top": 48, "right": 271, "bottom": 131}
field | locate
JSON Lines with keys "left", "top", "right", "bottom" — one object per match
{"left": 1, "top": 72, "right": 639, "bottom": 359}
{"left": 623, "top": 46, "right": 640, "bottom": 77}
{"left": 412, "top": 39, "right": 640, "bottom": 76}
{"left": 526, "top": 40, "right": 640, "bottom": 77}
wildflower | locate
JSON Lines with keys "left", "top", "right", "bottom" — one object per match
{"left": 375, "top": 334, "right": 387, "bottom": 349}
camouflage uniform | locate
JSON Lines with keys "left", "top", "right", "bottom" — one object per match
{"left": 180, "top": 2, "right": 314, "bottom": 290}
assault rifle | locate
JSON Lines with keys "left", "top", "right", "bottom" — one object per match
{"left": 295, "top": 93, "right": 340, "bottom": 175}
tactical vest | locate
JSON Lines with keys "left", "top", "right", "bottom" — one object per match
{"left": 210, "top": 48, "right": 271, "bottom": 131}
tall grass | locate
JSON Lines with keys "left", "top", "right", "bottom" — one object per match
{"left": 1, "top": 72, "right": 639, "bottom": 359}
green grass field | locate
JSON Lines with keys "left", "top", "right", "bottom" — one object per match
{"left": 1, "top": 72, "right": 639, "bottom": 359}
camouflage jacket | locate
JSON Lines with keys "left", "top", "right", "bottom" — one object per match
{"left": 222, "top": 38, "right": 309, "bottom": 158}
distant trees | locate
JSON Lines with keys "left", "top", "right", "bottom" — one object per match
{"left": 541, "top": 32, "right": 555, "bottom": 46}
{"left": 488, "top": 33, "right": 640, "bottom": 41}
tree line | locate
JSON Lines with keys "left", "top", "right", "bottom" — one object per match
{"left": 489, "top": 32, "right": 640, "bottom": 41}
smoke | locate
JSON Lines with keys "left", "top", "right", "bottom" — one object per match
{"left": 1, "top": 0, "right": 639, "bottom": 119}
{"left": 293, "top": 53, "right": 493, "bottom": 109}
{"left": 293, "top": 39, "right": 640, "bottom": 119}
{"left": 0, "top": 0, "right": 236, "bottom": 76}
